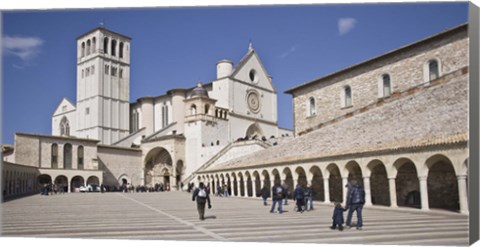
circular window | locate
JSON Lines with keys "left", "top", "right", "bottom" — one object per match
{"left": 246, "top": 91, "right": 261, "bottom": 113}
{"left": 249, "top": 69, "right": 258, "bottom": 83}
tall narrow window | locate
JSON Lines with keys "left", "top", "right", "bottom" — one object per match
{"left": 383, "top": 74, "right": 391, "bottom": 97}
{"left": 81, "top": 42, "right": 85, "bottom": 57}
{"left": 105, "top": 65, "right": 109, "bottom": 75}
{"left": 119, "top": 42, "right": 124, "bottom": 58}
{"left": 91, "top": 65, "right": 95, "bottom": 75}
{"left": 429, "top": 60, "right": 439, "bottom": 81}
{"left": 92, "top": 37, "right": 96, "bottom": 52}
{"left": 51, "top": 144, "right": 58, "bottom": 169}
{"left": 162, "top": 104, "right": 169, "bottom": 128}
{"left": 77, "top": 146, "right": 84, "bottom": 170}
{"left": 86, "top": 39, "right": 91, "bottom": 55}
{"left": 64, "top": 143, "right": 72, "bottom": 169}
{"left": 60, "top": 117, "right": 70, "bottom": 136}
{"left": 111, "top": 39, "right": 117, "bottom": 56}
{"left": 191, "top": 104, "right": 197, "bottom": 115}
{"left": 119, "top": 69, "right": 123, "bottom": 78}
{"left": 205, "top": 104, "right": 210, "bottom": 115}
{"left": 103, "top": 37, "right": 109, "bottom": 54}
{"left": 308, "top": 97, "right": 316, "bottom": 116}
{"left": 344, "top": 86, "right": 352, "bottom": 107}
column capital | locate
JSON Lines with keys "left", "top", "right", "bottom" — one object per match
{"left": 457, "top": 174, "right": 467, "bottom": 180}
{"left": 363, "top": 176, "right": 371, "bottom": 180}
{"left": 388, "top": 176, "right": 396, "bottom": 180}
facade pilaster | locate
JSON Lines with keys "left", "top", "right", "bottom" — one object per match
{"left": 418, "top": 176, "right": 429, "bottom": 211}
{"left": 457, "top": 175, "right": 469, "bottom": 214}
{"left": 388, "top": 177, "right": 398, "bottom": 208}
{"left": 363, "top": 176, "right": 372, "bottom": 206}
{"left": 323, "top": 177, "right": 330, "bottom": 203}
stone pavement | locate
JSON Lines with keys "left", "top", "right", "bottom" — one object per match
{"left": 0, "top": 191, "right": 469, "bottom": 245}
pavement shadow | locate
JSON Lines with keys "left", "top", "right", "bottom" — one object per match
{"left": 204, "top": 215, "right": 217, "bottom": 220}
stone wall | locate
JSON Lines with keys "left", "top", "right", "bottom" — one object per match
{"left": 97, "top": 145, "right": 142, "bottom": 186}
{"left": 291, "top": 26, "right": 468, "bottom": 135}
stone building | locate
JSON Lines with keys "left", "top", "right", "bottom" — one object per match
{"left": 194, "top": 24, "right": 469, "bottom": 214}
{"left": 2, "top": 26, "right": 291, "bottom": 199}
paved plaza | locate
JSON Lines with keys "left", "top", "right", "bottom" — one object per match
{"left": 0, "top": 191, "right": 469, "bottom": 245}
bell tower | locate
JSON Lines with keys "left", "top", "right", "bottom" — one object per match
{"left": 75, "top": 27, "right": 131, "bottom": 144}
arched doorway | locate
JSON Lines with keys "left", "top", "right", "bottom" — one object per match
{"left": 346, "top": 161, "right": 363, "bottom": 187}
{"left": 310, "top": 166, "right": 324, "bottom": 201}
{"left": 279, "top": 168, "right": 293, "bottom": 199}
{"left": 71, "top": 176, "right": 84, "bottom": 192}
{"left": 253, "top": 171, "right": 261, "bottom": 197}
{"left": 87, "top": 176, "right": 100, "bottom": 186}
{"left": 395, "top": 159, "right": 420, "bottom": 208}
{"left": 245, "top": 172, "right": 253, "bottom": 197}
{"left": 144, "top": 147, "right": 172, "bottom": 187}
{"left": 54, "top": 175, "right": 68, "bottom": 193}
{"left": 426, "top": 155, "right": 459, "bottom": 212}
{"left": 368, "top": 160, "right": 389, "bottom": 206}
{"left": 262, "top": 170, "right": 271, "bottom": 191}
{"left": 327, "top": 164, "right": 342, "bottom": 203}
{"left": 238, "top": 173, "right": 245, "bottom": 196}
{"left": 231, "top": 173, "right": 238, "bottom": 196}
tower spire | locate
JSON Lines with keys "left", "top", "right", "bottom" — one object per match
{"left": 248, "top": 40, "right": 253, "bottom": 51}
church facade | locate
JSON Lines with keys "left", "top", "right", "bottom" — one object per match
{"left": 2, "top": 26, "right": 292, "bottom": 197}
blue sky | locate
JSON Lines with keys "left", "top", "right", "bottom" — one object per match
{"left": 1, "top": 2, "right": 468, "bottom": 144}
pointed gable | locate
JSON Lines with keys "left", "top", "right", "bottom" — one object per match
{"left": 230, "top": 48, "right": 276, "bottom": 92}
{"left": 52, "top": 98, "right": 76, "bottom": 116}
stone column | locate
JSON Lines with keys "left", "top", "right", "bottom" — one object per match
{"left": 363, "top": 176, "right": 372, "bottom": 206}
{"left": 67, "top": 177, "right": 71, "bottom": 193}
{"left": 342, "top": 177, "right": 349, "bottom": 203}
{"left": 229, "top": 178, "right": 234, "bottom": 196}
{"left": 323, "top": 177, "right": 330, "bottom": 203}
{"left": 418, "top": 176, "right": 429, "bottom": 211}
{"left": 457, "top": 175, "right": 469, "bottom": 214}
{"left": 243, "top": 178, "right": 249, "bottom": 197}
{"left": 388, "top": 177, "right": 398, "bottom": 208}
{"left": 252, "top": 178, "right": 258, "bottom": 197}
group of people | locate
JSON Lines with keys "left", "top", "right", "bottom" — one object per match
{"left": 259, "top": 182, "right": 315, "bottom": 214}
{"left": 189, "top": 179, "right": 365, "bottom": 230}
{"left": 261, "top": 180, "right": 365, "bottom": 231}
{"left": 331, "top": 180, "right": 365, "bottom": 231}
{"left": 41, "top": 183, "right": 66, "bottom": 195}
{"left": 216, "top": 183, "right": 230, "bottom": 197}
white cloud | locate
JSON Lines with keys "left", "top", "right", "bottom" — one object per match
{"left": 3, "top": 35, "right": 44, "bottom": 62}
{"left": 338, "top": 17, "right": 358, "bottom": 36}
{"left": 279, "top": 44, "right": 299, "bottom": 59}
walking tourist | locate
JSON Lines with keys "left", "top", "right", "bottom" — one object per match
{"left": 270, "top": 182, "right": 283, "bottom": 214}
{"left": 307, "top": 184, "right": 315, "bottom": 210}
{"left": 345, "top": 180, "right": 366, "bottom": 230}
{"left": 330, "top": 202, "right": 347, "bottom": 231}
{"left": 192, "top": 182, "right": 212, "bottom": 220}
{"left": 293, "top": 184, "right": 305, "bottom": 213}
{"left": 260, "top": 185, "right": 270, "bottom": 206}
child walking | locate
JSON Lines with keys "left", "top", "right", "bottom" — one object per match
{"left": 330, "top": 202, "right": 347, "bottom": 231}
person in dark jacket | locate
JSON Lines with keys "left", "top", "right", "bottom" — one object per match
{"left": 293, "top": 184, "right": 305, "bottom": 212}
{"left": 192, "top": 182, "right": 212, "bottom": 220}
{"left": 260, "top": 185, "right": 270, "bottom": 206}
{"left": 345, "top": 180, "right": 365, "bottom": 230}
{"left": 270, "top": 182, "right": 283, "bottom": 213}
{"left": 330, "top": 202, "right": 348, "bottom": 231}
